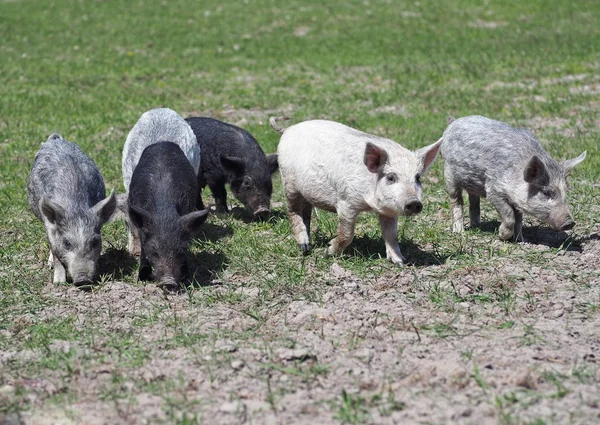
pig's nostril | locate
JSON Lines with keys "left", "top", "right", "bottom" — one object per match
{"left": 404, "top": 200, "right": 423, "bottom": 215}
{"left": 254, "top": 208, "right": 270, "bottom": 221}
{"left": 74, "top": 277, "right": 93, "bottom": 287}
{"left": 560, "top": 219, "right": 575, "bottom": 231}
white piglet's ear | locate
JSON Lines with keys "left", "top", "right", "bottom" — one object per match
{"left": 364, "top": 142, "right": 388, "bottom": 173}
{"left": 414, "top": 138, "right": 442, "bottom": 175}
{"left": 561, "top": 151, "right": 586, "bottom": 176}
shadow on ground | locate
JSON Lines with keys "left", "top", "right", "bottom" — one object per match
{"left": 193, "top": 221, "right": 234, "bottom": 242}
{"left": 311, "top": 233, "right": 448, "bottom": 266}
{"left": 188, "top": 249, "right": 228, "bottom": 288}
{"left": 473, "top": 220, "right": 582, "bottom": 251}
{"left": 230, "top": 206, "right": 287, "bottom": 224}
{"left": 97, "top": 248, "right": 137, "bottom": 281}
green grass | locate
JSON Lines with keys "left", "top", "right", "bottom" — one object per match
{"left": 1, "top": 0, "right": 599, "bottom": 423}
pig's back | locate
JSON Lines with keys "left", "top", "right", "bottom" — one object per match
{"left": 186, "top": 117, "right": 267, "bottom": 177}
{"left": 277, "top": 120, "right": 387, "bottom": 209}
{"left": 441, "top": 115, "right": 545, "bottom": 176}
{"left": 28, "top": 135, "right": 106, "bottom": 218}
{"left": 122, "top": 108, "right": 199, "bottom": 192}
{"left": 129, "top": 142, "right": 198, "bottom": 215}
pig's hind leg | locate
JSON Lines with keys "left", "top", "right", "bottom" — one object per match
{"left": 378, "top": 215, "right": 405, "bottom": 265}
{"left": 286, "top": 192, "right": 311, "bottom": 252}
{"left": 327, "top": 204, "right": 357, "bottom": 257}
{"left": 445, "top": 167, "right": 464, "bottom": 233}
{"left": 51, "top": 254, "right": 67, "bottom": 283}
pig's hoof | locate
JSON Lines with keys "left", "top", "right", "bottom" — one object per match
{"left": 298, "top": 243, "right": 311, "bottom": 254}
{"left": 388, "top": 255, "right": 405, "bottom": 266}
{"left": 326, "top": 246, "right": 343, "bottom": 257}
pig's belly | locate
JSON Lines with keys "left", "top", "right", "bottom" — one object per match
{"left": 294, "top": 170, "right": 343, "bottom": 213}
{"left": 455, "top": 174, "right": 487, "bottom": 198}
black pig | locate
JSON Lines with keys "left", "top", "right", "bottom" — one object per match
{"left": 128, "top": 142, "right": 209, "bottom": 286}
{"left": 185, "top": 117, "right": 278, "bottom": 219}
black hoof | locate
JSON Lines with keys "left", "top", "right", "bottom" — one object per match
{"left": 299, "top": 243, "right": 311, "bottom": 254}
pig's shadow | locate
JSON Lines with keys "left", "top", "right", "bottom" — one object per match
{"left": 312, "top": 234, "right": 447, "bottom": 266}
{"left": 474, "top": 220, "right": 583, "bottom": 252}
{"left": 192, "top": 221, "right": 234, "bottom": 242}
{"left": 187, "top": 249, "right": 228, "bottom": 287}
{"left": 230, "top": 206, "right": 287, "bottom": 224}
{"left": 97, "top": 248, "right": 138, "bottom": 281}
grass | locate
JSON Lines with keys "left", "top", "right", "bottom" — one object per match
{"left": 1, "top": 0, "right": 600, "bottom": 423}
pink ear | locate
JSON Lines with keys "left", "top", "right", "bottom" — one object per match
{"left": 415, "top": 138, "right": 442, "bottom": 175}
{"left": 364, "top": 142, "right": 388, "bottom": 173}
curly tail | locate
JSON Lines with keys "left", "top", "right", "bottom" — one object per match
{"left": 269, "top": 116, "right": 290, "bottom": 134}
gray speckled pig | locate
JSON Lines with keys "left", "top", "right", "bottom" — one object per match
{"left": 440, "top": 115, "right": 586, "bottom": 241}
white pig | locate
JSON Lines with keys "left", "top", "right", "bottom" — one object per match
{"left": 271, "top": 118, "right": 442, "bottom": 265}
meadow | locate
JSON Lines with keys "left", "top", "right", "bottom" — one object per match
{"left": 1, "top": 0, "right": 599, "bottom": 424}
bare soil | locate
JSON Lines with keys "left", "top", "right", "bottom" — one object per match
{"left": 3, "top": 229, "right": 599, "bottom": 424}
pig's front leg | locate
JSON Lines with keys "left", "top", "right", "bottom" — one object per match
{"left": 327, "top": 206, "right": 357, "bottom": 256}
{"left": 513, "top": 209, "right": 525, "bottom": 243}
{"left": 489, "top": 195, "right": 515, "bottom": 241}
{"left": 468, "top": 194, "right": 481, "bottom": 228}
{"left": 138, "top": 247, "right": 153, "bottom": 281}
{"left": 127, "top": 225, "right": 141, "bottom": 256}
{"left": 378, "top": 214, "right": 405, "bottom": 265}
{"left": 209, "top": 181, "right": 229, "bottom": 214}
{"left": 52, "top": 254, "right": 67, "bottom": 283}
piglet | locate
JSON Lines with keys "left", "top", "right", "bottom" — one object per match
{"left": 128, "top": 142, "right": 209, "bottom": 286}
{"left": 122, "top": 107, "right": 200, "bottom": 254}
{"left": 272, "top": 118, "right": 442, "bottom": 265}
{"left": 185, "top": 117, "right": 278, "bottom": 219}
{"left": 28, "top": 134, "right": 116, "bottom": 285}
{"left": 440, "top": 115, "right": 586, "bottom": 241}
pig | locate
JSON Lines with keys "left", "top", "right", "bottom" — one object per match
{"left": 128, "top": 142, "right": 209, "bottom": 286}
{"left": 28, "top": 133, "right": 117, "bottom": 285}
{"left": 122, "top": 107, "right": 200, "bottom": 254}
{"left": 185, "top": 117, "right": 278, "bottom": 219}
{"left": 272, "top": 118, "right": 442, "bottom": 265}
{"left": 440, "top": 115, "right": 586, "bottom": 241}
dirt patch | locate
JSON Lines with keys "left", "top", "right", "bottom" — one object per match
{"left": 183, "top": 103, "right": 295, "bottom": 127}
{"left": 368, "top": 104, "right": 409, "bottom": 117}
{"left": 3, "top": 234, "right": 597, "bottom": 424}
{"left": 523, "top": 116, "right": 600, "bottom": 138}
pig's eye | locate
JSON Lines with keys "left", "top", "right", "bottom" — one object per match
{"left": 386, "top": 173, "right": 398, "bottom": 184}
{"left": 63, "top": 239, "right": 73, "bottom": 250}
{"left": 541, "top": 188, "right": 556, "bottom": 200}
{"left": 415, "top": 174, "right": 421, "bottom": 184}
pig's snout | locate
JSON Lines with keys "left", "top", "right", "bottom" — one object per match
{"left": 73, "top": 275, "right": 94, "bottom": 287}
{"left": 253, "top": 207, "right": 270, "bottom": 221}
{"left": 159, "top": 276, "right": 178, "bottom": 288}
{"left": 404, "top": 200, "right": 423, "bottom": 215}
{"left": 559, "top": 218, "right": 576, "bottom": 231}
